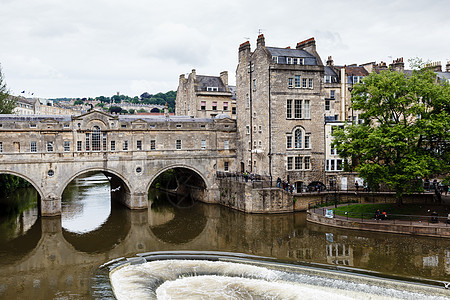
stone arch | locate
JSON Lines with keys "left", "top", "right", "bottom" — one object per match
{"left": 0, "top": 169, "right": 44, "bottom": 200}
{"left": 58, "top": 167, "right": 133, "bottom": 201}
{"left": 146, "top": 164, "right": 210, "bottom": 193}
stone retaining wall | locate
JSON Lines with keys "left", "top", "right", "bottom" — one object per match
{"left": 307, "top": 210, "right": 450, "bottom": 238}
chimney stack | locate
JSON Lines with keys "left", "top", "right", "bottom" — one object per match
{"left": 389, "top": 57, "right": 404, "bottom": 72}
{"left": 446, "top": 61, "right": 450, "bottom": 73}
{"left": 296, "top": 37, "right": 323, "bottom": 66}
{"left": 220, "top": 71, "right": 228, "bottom": 88}
{"left": 326, "top": 56, "right": 334, "bottom": 66}
{"left": 257, "top": 34, "right": 265, "bottom": 47}
{"left": 424, "top": 61, "right": 442, "bottom": 72}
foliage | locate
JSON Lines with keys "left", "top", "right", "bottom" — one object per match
{"left": 109, "top": 106, "right": 122, "bottom": 114}
{"left": 0, "top": 65, "right": 17, "bottom": 114}
{"left": 332, "top": 67, "right": 450, "bottom": 203}
{"left": 0, "top": 174, "right": 31, "bottom": 197}
{"left": 73, "top": 99, "right": 84, "bottom": 105}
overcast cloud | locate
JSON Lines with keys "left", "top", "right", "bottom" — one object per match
{"left": 1, "top": 0, "right": 449, "bottom": 98}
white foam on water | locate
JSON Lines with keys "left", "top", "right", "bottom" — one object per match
{"left": 109, "top": 260, "right": 448, "bottom": 300}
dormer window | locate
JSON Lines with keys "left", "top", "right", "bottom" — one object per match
{"left": 272, "top": 56, "right": 279, "bottom": 63}
{"left": 207, "top": 87, "right": 218, "bottom": 92}
{"left": 294, "top": 58, "right": 304, "bottom": 65}
{"left": 287, "top": 57, "right": 293, "bottom": 64}
{"left": 324, "top": 75, "right": 331, "bottom": 83}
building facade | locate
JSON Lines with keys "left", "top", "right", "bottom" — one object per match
{"left": 175, "top": 70, "right": 236, "bottom": 119}
{"left": 235, "top": 35, "right": 326, "bottom": 191}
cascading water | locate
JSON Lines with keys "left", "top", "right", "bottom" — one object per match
{"left": 108, "top": 252, "right": 450, "bottom": 300}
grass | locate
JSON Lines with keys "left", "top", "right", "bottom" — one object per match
{"left": 331, "top": 203, "right": 450, "bottom": 220}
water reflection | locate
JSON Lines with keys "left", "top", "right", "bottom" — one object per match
{"left": 0, "top": 173, "right": 449, "bottom": 299}
{"left": 61, "top": 172, "right": 111, "bottom": 234}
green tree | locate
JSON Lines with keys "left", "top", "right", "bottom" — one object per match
{"left": 0, "top": 65, "right": 16, "bottom": 114}
{"left": 73, "top": 99, "right": 84, "bottom": 105}
{"left": 332, "top": 67, "right": 450, "bottom": 203}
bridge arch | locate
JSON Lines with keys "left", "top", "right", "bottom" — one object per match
{"left": 147, "top": 164, "right": 210, "bottom": 192}
{"left": 0, "top": 169, "right": 44, "bottom": 200}
{"left": 59, "top": 168, "right": 133, "bottom": 206}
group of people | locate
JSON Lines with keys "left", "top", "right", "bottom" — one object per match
{"left": 374, "top": 209, "right": 388, "bottom": 220}
{"left": 276, "top": 177, "right": 294, "bottom": 193}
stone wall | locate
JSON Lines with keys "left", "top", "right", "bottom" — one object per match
{"left": 307, "top": 210, "right": 450, "bottom": 238}
{"left": 217, "top": 179, "right": 294, "bottom": 213}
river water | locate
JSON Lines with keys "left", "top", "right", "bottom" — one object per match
{"left": 0, "top": 172, "right": 449, "bottom": 299}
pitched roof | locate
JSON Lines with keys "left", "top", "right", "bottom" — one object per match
{"left": 266, "top": 47, "right": 317, "bottom": 65}
{"left": 195, "top": 75, "right": 227, "bottom": 92}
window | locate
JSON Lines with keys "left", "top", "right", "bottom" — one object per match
{"left": 64, "top": 141, "right": 70, "bottom": 152}
{"left": 325, "top": 99, "right": 330, "bottom": 111}
{"left": 47, "top": 141, "right": 54, "bottom": 152}
{"left": 272, "top": 56, "right": 278, "bottom": 63}
{"left": 176, "top": 140, "right": 182, "bottom": 150}
{"left": 330, "top": 90, "right": 335, "bottom": 98}
{"left": 0, "top": 142, "right": 2, "bottom": 152}
{"left": 294, "top": 75, "right": 301, "bottom": 88}
{"left": 324, "top": 75, "right": 331, "bottom": 83}
{"left": 288, "top": 78, "right": 293, "bottom": 88}
{"left": 253, "top": 125, "right": 257, "bottom": 133}
{"left": 287, "top": 157, "right": 293, "bottom": 170}
{"left": 103, "top": 133, "right": 107, "bottom": 150}
{"left": 253, "top": 140, "right": 257, "bottom": 149}
{"left": 304, "top": 135, "right": 310, "bottom": 149}
{"left": 294, "top": 58, "right": 304, "bottom": 65}
{"left": 224, "top": 140, "right": 229, "bottom": 150}
{"left": 30, "top": 141, "right": 37, "bottom": 152}
{"left": 303, "top": 100, "right": 310, "bottom": 119}
{"left": 176, "top": 124, "right": 182, "bottom": 128}
{"left": 258, "top": 125, "right": 262, "bottom": 133}
{"left": 224, "top": 161, "right": 229, "bottom": 172}
{"left": 207, "top": 87, "right": 218, "bottom": 92}
{"left": 121, "top": 124, "right": 127, "bottom": 128}
{"left": 286, "top": 100, "right": 292, "bottom": 118}
{"left": 258, "top": 140, "right": 262, "bottom": 148}
{"left": 91, "top": 126, "right": 101, "bottom": 151}
{"left": 223, "top": 102, "right": 228, "bottom": 111}
{"left": 286, "top": 135, "right": 292, "bottom": 149}
{"left": 123, "top": 140, "right": 128, "bottom": 151}
{"left": 304, "top": 157, "right": 311, "bottom": 169}
{"left": 77, "top": 141, "right": 82, "bottom": 151}
{"left": 302, "top": 78, "right": 307, "bottom": 88}
{"left": 295, "top": 156, "right": 302, "bottom": 170}
{"left": 294, "top": 100, "right": 302, "bottom": 119}
{"left": 201, "top": 101, "right": 206, "bottom": 110}
{"left": 110, "top": 140, "right": 115, "bottom": 151}
{"left": 30, "top": 124, "right": 36, "bottom": 128}
{"left": 337, "top": 159, "right": 343, "bottom": 171}
{"left": 232, "top": 107, "right": 236, "bottom": 115}
{"left": 294, "top": 129, "right": 302, "bottom": 149}
{"left": 287, "top": 57, "right": 293, "bottom": 64}
{"left": 85, "top": 133, "right": 90, "bottom": 151}
{"left": 246, "top": 125, "right": 250, "bottom": 134}
{"left": 150, "top": 140, "right": 156, "bottom": 150}
{"left": 246, "top": 94, "right": 250, "bottom": 108}
{"left": 137, "top": 140, "right": 142, "bottom": 150}
{"left": 253, "top": 79, "right": 256, "bottom": 91}
{"left": 201, "top": 140, "right": 206, "bottom": 150}
{"left": 212, "top": 102, "right": 217, "bottom": 111}
{"left": 308, "top": 78, "right": 313, "bottom": 88}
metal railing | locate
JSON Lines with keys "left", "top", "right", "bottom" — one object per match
{"left": 311, "top": 207, "right": 450, "bottom": 226}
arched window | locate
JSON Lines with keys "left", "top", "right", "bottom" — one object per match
{"left": 294, "top": 128, "right": 302, "bottom": 149}
{"left": 91, "top": 126, "right": 101, "bottom": 151}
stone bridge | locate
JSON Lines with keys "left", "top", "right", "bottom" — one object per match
{"left": 0, "top": 110, "right": 236, "bottom": 216}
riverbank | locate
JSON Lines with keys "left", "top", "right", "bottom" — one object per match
{"left": 307, "top": 206, "right": 450, "bottom": 239}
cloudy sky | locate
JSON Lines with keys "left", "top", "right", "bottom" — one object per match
{"left": 1, "top": 0, "right": 449, "bottom": 99}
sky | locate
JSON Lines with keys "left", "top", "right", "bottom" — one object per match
{"left": 1, "top": 0, "right": 449, "bottom": 99}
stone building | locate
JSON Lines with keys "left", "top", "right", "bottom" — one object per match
{"left": 175, "top": 69, "right": 236, "bottom": 119}
{"left": 235, "top": 34, "right": 326, "bottom": 191}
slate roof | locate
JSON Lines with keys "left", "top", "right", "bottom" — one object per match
{"left": 195, "top": 75, "right": 227, "bottom": 92}
{"left": 324, "top": 66, "right": 339, "bottom": 77}
{"left": 345, "top": 65, "right": 369, "bottom": 76}
{"left": 0, "top": 115, "right": 71, "bottom": 121}
{"left": 266, "top": 47, "right": 317, "bottom": 65}
{"left": 119, "top": 115, "right": 214, "bottom": 123}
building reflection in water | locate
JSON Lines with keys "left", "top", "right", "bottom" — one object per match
{"left": 0, "top": 175, "right": 449, "bottom": 298}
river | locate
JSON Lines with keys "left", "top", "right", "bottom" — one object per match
{"left": 0, "top": 172, "right": 449, "bottom": 299}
